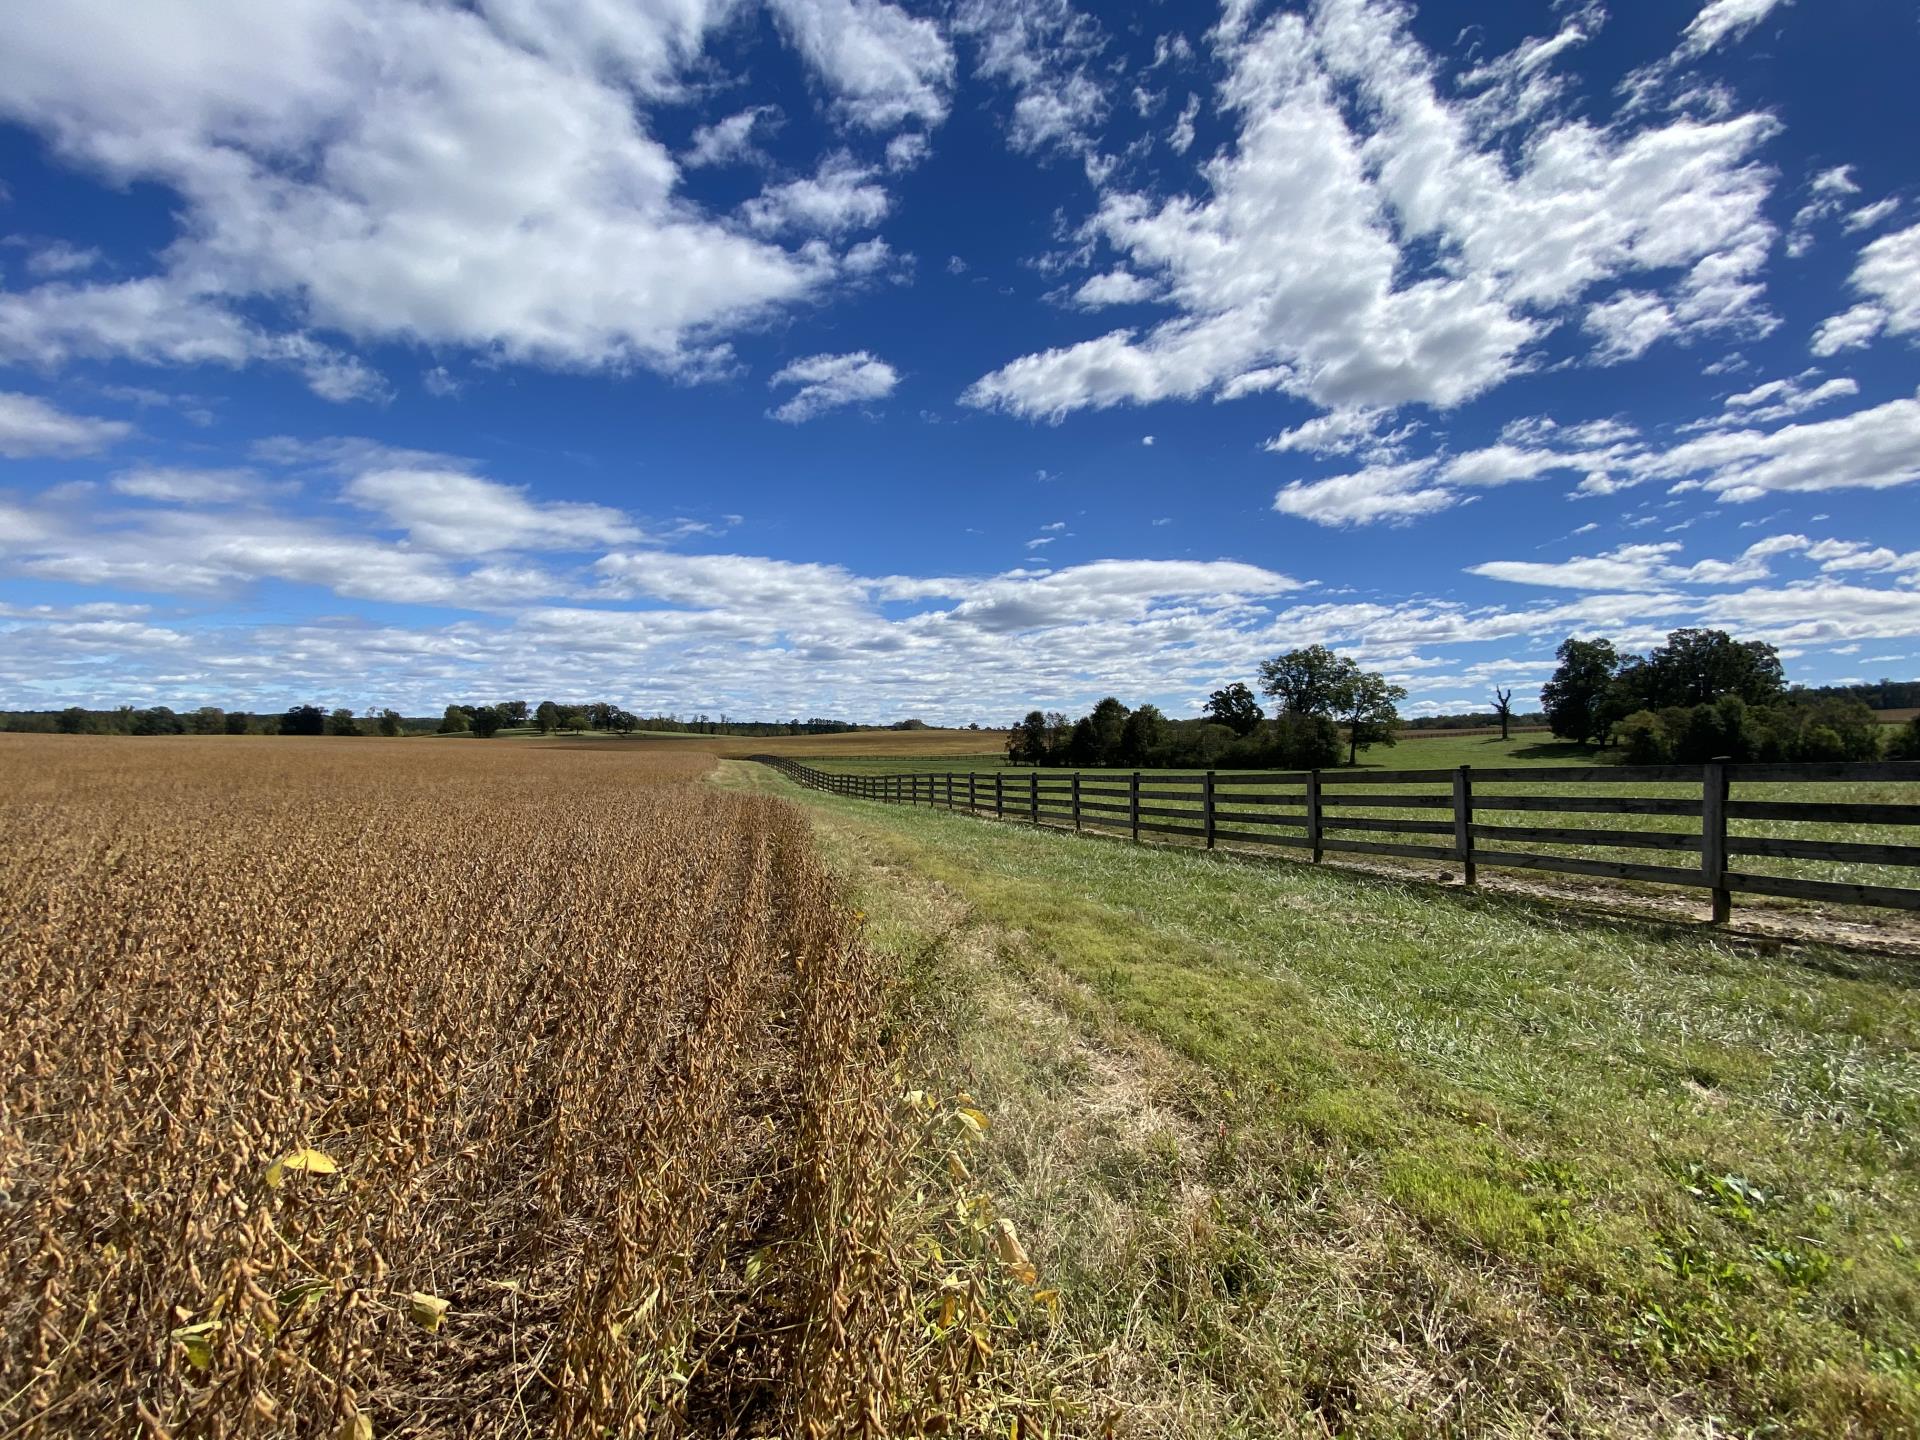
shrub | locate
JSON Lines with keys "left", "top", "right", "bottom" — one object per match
{"left": 1616, "top": 710, "right": 1672, "bottom": 765}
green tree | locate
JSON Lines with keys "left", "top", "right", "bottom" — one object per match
{"left": 377, "top": 708, "right": 404, "bottom": 737}
{"left": 438, "top": 704, "right": 470, "bottom": 734}
{"left": 224, "top": 711, "right": 252, "bottom": 735}
{"left": 1066, "top": 715, "right": 1099, "bottom": 766}
{"left": 56, "top": 706, "right": 90, "bottom": 734}
{"left": 1258, "top": 644, "right": 1350, "bottom": 717}
{"left": 1889, "top": 716, "right": 1920, "bottom": 761}
{"left": 130, "top": 706, "right": 185, "bottom": 736}
{"left": 535, "top": 700, "right": 562, "bottom": 734}
{"left": 1086, "top": 697, "right": 1130, "bottom": 764}
{"left": 1203, "top": 682, "right": 1263, "bottom": 736}
{"left": 1541, "top": 638, "right": 1620, "bottom": 746}
{"left": 188, "top": 706, "right": 226, "bottom": 735}
{"left": 1636, "top": 628, "right": 1785, "bottom": 709}
{"left": 468, "top": 705, "right": 504, "bottom": 738}
{"left": 1119, "top": 704, "right": 1167, "bottom": 765}
{"left": 1005, "top": 711, "right": 1047, "bottom": 765}
{"left": 281, "top": 704, "right": 326, "bottom": 737}
{"left": 1332, "top": 669, "right": 1406, "bottom": 765}
{"left": 327, "top": 707, "right": 363, "bottom": 736}
{"left": 498, "top": 700, "right": 530, "bottom": 728}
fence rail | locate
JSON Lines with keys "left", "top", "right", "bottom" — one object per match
{"left": 749, "top": 756, "right": 1920, "bottom": 921}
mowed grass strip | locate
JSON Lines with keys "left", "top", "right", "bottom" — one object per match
{"left": 721, "top": 757, "right": 1920, "bottom": 1438}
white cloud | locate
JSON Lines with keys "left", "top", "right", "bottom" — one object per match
{"left": 767, "top": 350, "right": 899, "bottom": 422}
{"left": 1844, "top": 198, "right": 1899, "bottom": 233}
{"left": 1812, "top": 165, "right": 1860, "bottom": 198}
{"left": 1072, "top": 268, "right": 1154, "bottom": 308}
{"left": 743, "top": 152, "right": 890, "bottom": 235}
{"left": 344, "top": 468, "right": 639, "bottom": 555}
{"left": 885, "top": 131, "right": 931, "bottom": 171}
{"left": 0, "top": 1, "right": 860, "bottom": 386}
{"left": 1646, "top": 390, "right": 1920, "bottom": 502}
{"left": 1679, "top": 0, "right": 1793, "bottom": 57}
{"left": 1467, "top": 535, "right": 1805, "bottom": 591}
{"left": 1583, "top": 291, "right": 1676, "bottom": 365}
{"left": 1141, "top": 435, "right": 1154, "bottom": 446}
{"left": 22, "top": 242, "right": 101, "bottom": 278}
{"left": 1811, "top": 223, "right": 1920, "bottom": 355}
{"left": 684, "top": 106, "right": 779, "bottom": 169}
{"left": 110, "top": 466, "right": 264, "bottom": 503}
{"left": 0, "top": 390, "right": 130, "bottom": 457}
{"left": 955, "top": 0, "right": 1109, "bottom": 161}
{"left": 1811, "top": 303, "right": 1887, "bottom": 356}
{"left": 765, "top": 0, "right": 954, "bottom": 131}
{"left": 964, "top": 0, "right": 1777, "bottom": 421}
{"left": 1168, "top": 93, "right": 1199, "bottom": 155}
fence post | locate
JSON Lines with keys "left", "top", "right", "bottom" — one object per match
{"left": 947, "top": 772, "right": 954, "bottom": 810}
{"left": 1702, "top": 758, "right": 1731, "bottom": 924}
{"left": 1029, "top": 771, "right": 1039, "bottom": 825}
{"left": 1130, "top": 771, "right": 1141, "bottom": 843}
{"left": 969, "top": 772, "right": 977, "bottom": 814}
{"left": 996, "top": 771, "right": 1004, "bottom": 820}
{"left": 1453, "top": 765, "right": 1475, "bottom": 886}
{"left": 1307, "top": 770, "right": 1323, "bottom": 863}
{"left": 1072, "top": 772, "right": 1081, "bottom": 830}
{"left": 1204, "top": 770, "right": 1216, "bottom": 849}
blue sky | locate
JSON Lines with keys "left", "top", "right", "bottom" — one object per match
{"left": 1, "top": 0, "right": 1917, "bottom": 724}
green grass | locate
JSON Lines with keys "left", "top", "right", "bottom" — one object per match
{"left": 719, "top": 757, "right": 1920, "bottom": 1437}
{"left": 776, "top": 734, "right": 1920, "bottom": 899}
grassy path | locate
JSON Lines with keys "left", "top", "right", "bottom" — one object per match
{"left": 718, "top": 758, "right": 1920, "bottom": 1438}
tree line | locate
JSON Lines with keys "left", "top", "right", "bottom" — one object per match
{"left": 1005, "top": 645, "right": 1409, "bottom": 769}
{"left": 1541, "top": 627, "right": 1919, "bottom": 763}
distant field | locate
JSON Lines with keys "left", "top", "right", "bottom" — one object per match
{"left": 538, "top": 726, "right": 1007, "bottom": 758}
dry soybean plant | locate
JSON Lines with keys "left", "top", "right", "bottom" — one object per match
{"left": 0, "top": 736, "right": 1043, "bottom": 1437}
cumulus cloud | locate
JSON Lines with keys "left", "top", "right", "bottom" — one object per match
{"left": 0, "top": 0, "right": 877, "bottom": 388}
{"left": 1072, "top": 269, "right": 1155, "bottom": 308}
{"left": 765, "top": 0, "right": 954, "bottom": 131}
{"left": 1811, "top": 223, "right": 1920, "bottom": 355}
{"left": 767, "top": 351, "right": 900, "bottom": 422}
{"left": 21, "top": 242, "right": 101, "bottom": 278}
{"left": 964, "top": 0, "right": 1777, "bottom": 422}
{"left": 0, "top": 390, "right": 130, "bottom": 457}
{"left": 743, "top": 153, "right": 891, "bottom": 236}
{"left": 344, "top": 469, "right": 642, "bottom": 554}
{"left": 683, "top": 106, "right": 780, "bottom": 169}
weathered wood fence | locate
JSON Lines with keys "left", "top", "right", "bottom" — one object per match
{"left": 750, "top": 756, "right": 1920, "bottom": 920}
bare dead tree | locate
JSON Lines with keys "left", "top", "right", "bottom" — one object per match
{"left": 1493, "top": 686, "right": 1513, "bottom": 741}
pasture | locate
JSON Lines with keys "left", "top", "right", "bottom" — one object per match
{"left": 723, "top": 753, "right": 1920, "bottom": 1437}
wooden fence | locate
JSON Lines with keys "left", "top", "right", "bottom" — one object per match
{"left": 750, "top": 756, "right": 1920, "bottom": 920}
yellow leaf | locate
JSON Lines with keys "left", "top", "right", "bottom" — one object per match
{"left": 336, "top": 1415, "right": 373, "bottom": 1440}
{"left": 267, "top": 1147, "right": 339, "bottom": 1187}
{"left": 945, "top": 1151, "right": 970, "bottom": 1184}
{"left": 991, "top": 1218, "right": 1038, "bottom": 1286}
{"left": 1032, "top": 1288, "right": 1060, "bottom": 1317}
{"left": 407, "top": 1292, "right": 451, "bottom": 1332}
{"left": 170, "top": 1320, "right": 221, "bottom": 1371}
